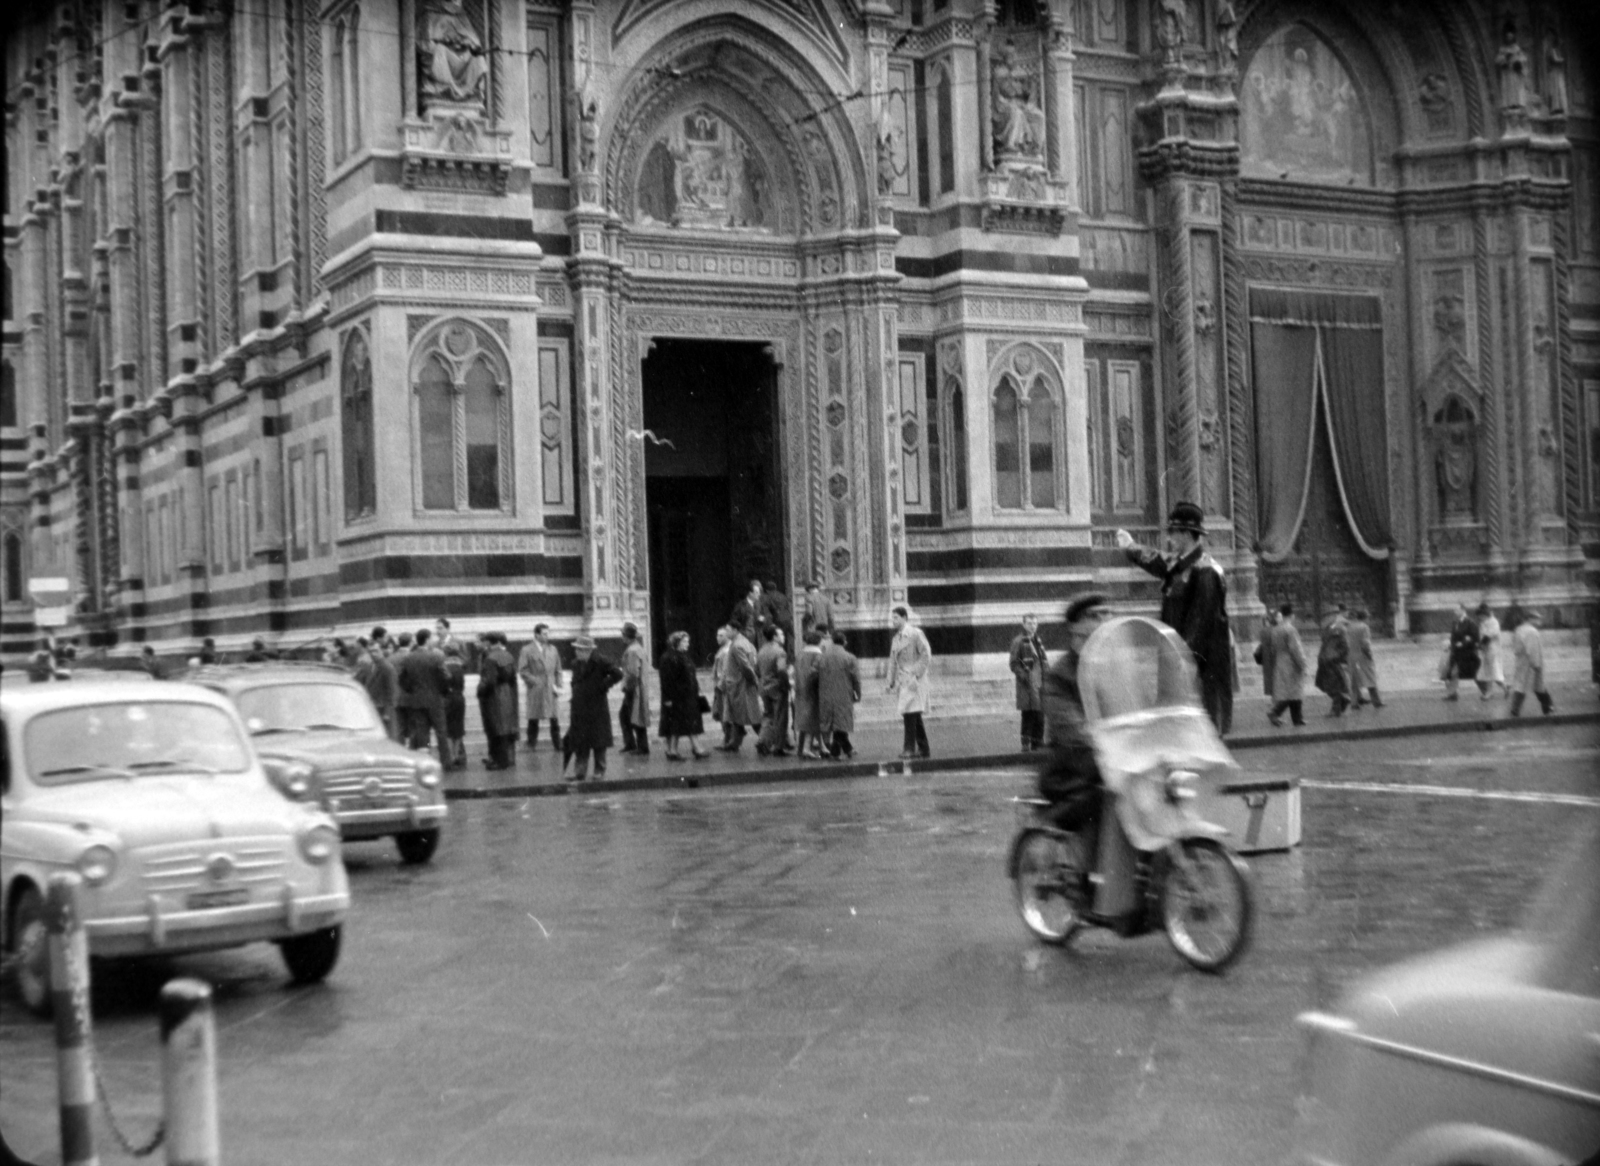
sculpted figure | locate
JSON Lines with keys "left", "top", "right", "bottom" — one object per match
{"left": 1434, "top": 401, "right": 1477, "bottom": 518}
{"left": 1545, "top": 34, "right": 1568, "bottom": 115}
{"left": 1216, "top": 0, "right": 1239, "bottom": 73}
{"left": 990, "top": 39, "right": 1047, "bottom": 158}
{"left": 419, "top": 0, "right": 488, "bottom": 108}
{"left": 1155, "top": 0, "right": 1188, "bottom": 60}
{"left": 1496, "top": 22, "right": 1528, "bottom": 111}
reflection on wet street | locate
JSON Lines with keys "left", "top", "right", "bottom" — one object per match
{"left": 3, "top": 724, "right": 1596, "bottom": 1166}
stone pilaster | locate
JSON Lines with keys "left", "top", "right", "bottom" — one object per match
{"left": 158, "top": 8, "right": 201, "bottom": 382}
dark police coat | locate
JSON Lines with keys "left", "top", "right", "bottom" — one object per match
{"left": 1124, "top": 543, "right": 1232, "bottom": 722}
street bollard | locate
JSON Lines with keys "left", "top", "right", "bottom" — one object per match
{"left": 160, "top": 978, "right": 220, "bottom": 1166}
{"left": 44, "top": 872, "right": 98, "bottom": 1166}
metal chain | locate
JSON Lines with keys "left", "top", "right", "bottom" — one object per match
{"left": 91, "top": 1055, "right": 165, "bottom": 1158}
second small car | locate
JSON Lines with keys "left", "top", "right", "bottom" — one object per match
{"left": 192, "top": 664, "right": 448, "bottom": 865}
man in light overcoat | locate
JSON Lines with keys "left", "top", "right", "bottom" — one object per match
{"left": 517, "top": 623, "right": 563, "bottom": 749}
{"left": 1265, "top": 603, "right": 1307, "bottom": 727}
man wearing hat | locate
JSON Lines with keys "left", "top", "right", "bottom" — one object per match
{"left": 1117, "top": 501, "right": 1234, "bottom": 733}
{"left": 565, "top": 635, "right": 624, "bottom": 779}
{"left": 1038, "top": 593, "right": 1114, "bottom": 869}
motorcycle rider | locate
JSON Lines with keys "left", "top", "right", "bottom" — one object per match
{"left": 1039, "top": 592, "right": 1114, "bottom": 876}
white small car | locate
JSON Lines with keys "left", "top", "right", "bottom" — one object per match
{"left": 2, "top": 678, "right": 351, "bottom": 1015}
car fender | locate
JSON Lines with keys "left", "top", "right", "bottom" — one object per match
{"left": 1380, "top": 1123, "right": 1576, "bottom": 1166}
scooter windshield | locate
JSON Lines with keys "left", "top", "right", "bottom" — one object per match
{"left": 1077, "top": 616, "right": 1202, "bottom": 725}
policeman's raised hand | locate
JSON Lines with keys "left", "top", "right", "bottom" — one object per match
{"left": 1115, "top": 528, "right": 1135, "bottom": 550}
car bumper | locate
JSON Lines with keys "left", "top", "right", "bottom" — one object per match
{"left": 86, "top": 888, "right": 350, "bottom": 957}
{"left": 330, "top": 800, "right": 448, "bottom": 840}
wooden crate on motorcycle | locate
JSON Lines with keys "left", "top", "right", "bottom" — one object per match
{"left": 1195, "top": 777, "right": 1302, "bottom": 854}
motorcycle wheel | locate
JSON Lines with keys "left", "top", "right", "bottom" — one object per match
{"left": 1161, "top": 838, "right": 1253, "bottom": 973}
{"left": 1011, "top": 828, "right": 1085, "bottom": 946}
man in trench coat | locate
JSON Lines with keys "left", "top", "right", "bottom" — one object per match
{"left": 564, "top": 635, "right": 623, "bottom": 779}
{"left": 517, "top": 623, "right": 563, "bottom": 749}
{"left": 1265, "top": 603, "right": 1307, "bottom": 727}
{"left": 717, "top": 624, "right": 764, "bottom": 752}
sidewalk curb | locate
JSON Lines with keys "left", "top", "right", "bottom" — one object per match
{"left": 442, "top": 707, "right": 1600, "bottom": 801}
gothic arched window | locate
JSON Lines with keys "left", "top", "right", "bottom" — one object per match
{"left": 992, "top": 354, "right": 1066, "bottom": 511}
{"left": 0, "top": 359, "right": 15, "bottom": 428}
{"left": 340, "top": 328, "right": 375, "bottom": 520}
{"left": 935, "top": 67, "right": 955, "bottom": 194}
{"left": 2, "top": 532, "right": 21, "bottom": 603}
{"left": 945, "top": 381, "right": 969, "bottom": 514}
{"left": 330, "top": 17, "right": 347, "bottom": 165}
{"left": 411, "top": 320, "right": 511, "bottom": 513}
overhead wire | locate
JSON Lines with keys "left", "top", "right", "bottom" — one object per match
{"left": 6, "top": 2, "right": 1027, "bottom": 124}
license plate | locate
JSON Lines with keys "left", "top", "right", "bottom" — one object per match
{"left": 186, "top": 887, "right": 249, "bottom": 910}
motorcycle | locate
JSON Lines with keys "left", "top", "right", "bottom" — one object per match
{"left": 1006, "top": 615, "right": 1254, "bottom": 972}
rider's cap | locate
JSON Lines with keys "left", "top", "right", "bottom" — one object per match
{"left": 1064, "top": 592, "right": 1111, "bottom": 625}
{"left": 1165, "top": 500, "right": 1205, "bottom": 535}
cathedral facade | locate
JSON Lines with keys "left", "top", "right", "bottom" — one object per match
{"left": 3, "top": 0, "right": 1597, "bottom": 660}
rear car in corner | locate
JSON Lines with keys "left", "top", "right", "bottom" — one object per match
{"left": 1295, "top": 819, "right": 1600, "bottom": 1166}
{"left": 2, "top": 679, "right": 350, "bottom": 1016}
{"left": 188, "top": 663, "right": 447, "bottom": 864}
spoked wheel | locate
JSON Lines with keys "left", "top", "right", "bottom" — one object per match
{"left": 7, "top": 885, "right": 52, "bottom": 1017}
{"left": 1161, "top": 839, "right": 1253, "bottom": 972}
{"left": 1010, "top": 828, "right": 1086, "bottom": 946}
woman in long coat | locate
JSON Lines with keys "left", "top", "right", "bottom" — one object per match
{"left": 442, "top": 644, "right": 467, "bottom": 770}
{"left": 1476, "top": 603, "right": 1508, "bottom": 698}
{"left": 816, "top": 632, "right": 861, "bottom": 759}
{"left": 1008, "top": 615, "right": 1047, "bottom": 751}
{"left": 1314, "top": 613, "right": 1350, "bottom": 716}
{"left": 476, "top": 633, "right": 519, "bottom": 769}
{"left": 657, "top": 631, "right": 709, "bottom": 760}
{"left": 792, "top": 630, "right": 824, "bottom": 759}
{"left": 565, "top": 636, "right": 623, "bottom": 779}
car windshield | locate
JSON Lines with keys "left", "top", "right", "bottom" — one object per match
{"left": 26, "top": 701, "right": 252, "bottom": 784}
{"left": 235, "top": 683, "right": 382, "bottom": 736}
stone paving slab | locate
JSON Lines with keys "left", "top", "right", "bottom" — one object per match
{"left": 441, "top": 681, "right": 1600, "bottom": 801}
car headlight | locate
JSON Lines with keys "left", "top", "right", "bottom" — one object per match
{"left": 297, "top": 823, "right": 340, "bottom": 865}
{"left": 415, "top": 758, "right": 442, "bottom": 789}
{"left": 76, "top": 844, "right": 118, "bottom": 886}
{"left": 1164, "top": 769, "right": 1200, "bottom": 802}
{"left": 282, "top": 761, "right": 315, "bottom": 800}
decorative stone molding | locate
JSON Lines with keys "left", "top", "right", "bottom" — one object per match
{"left": 937, "top": 296, "right": 1081, "bottom": 327}
{"left": 399, "top": 112, "right": 514, "bottom": 195}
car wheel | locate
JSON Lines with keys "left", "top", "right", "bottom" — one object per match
{"left": 394, "top": 828, "right": 441, "bottom": 865}
{"left": 279, "top": 924, "right": 341, "bottom": 984}
{"left": 7, "top": 885, "right": 53, "bottom": 1018}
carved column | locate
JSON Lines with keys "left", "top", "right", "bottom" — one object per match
{"left": 1044, "top": 3, "right": 1078, "bottom": 211}
{"left": 1137, "top": 103, "right": 1238, "bottom": 521}
{"left": 158, "top": 8, "right": 200, "bottom": 381}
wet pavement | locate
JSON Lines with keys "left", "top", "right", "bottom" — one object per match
{"left": 3, "top": 723, "right": 1597, "bottom": 1166}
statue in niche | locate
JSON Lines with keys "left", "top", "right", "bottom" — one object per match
{"left": 1545, "top": 34, "right": 1568, "bottom": 115}
{"left": 1216, "top": 1, "right": 1239, "bottom": 74}
{"left": 1433, "top": 396, "right": 1477, "bottom": 519}
{"left": 575, "top": 87, "right": 600, "bottom": 172}
{"left": 991, "top": 39, "right": 1047, "bottom": 159}
{"left": 1155, "top": 0, "right": 1188, "bottom": 62}
{"left": 1495, "top": 21, "right": 1529, "bottom": 111}
{"left": 419, "top": 0, "right": 488, "bottom": 111}
{"left": 1418, "top": 73, "right": 1452, "bottom": 132}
